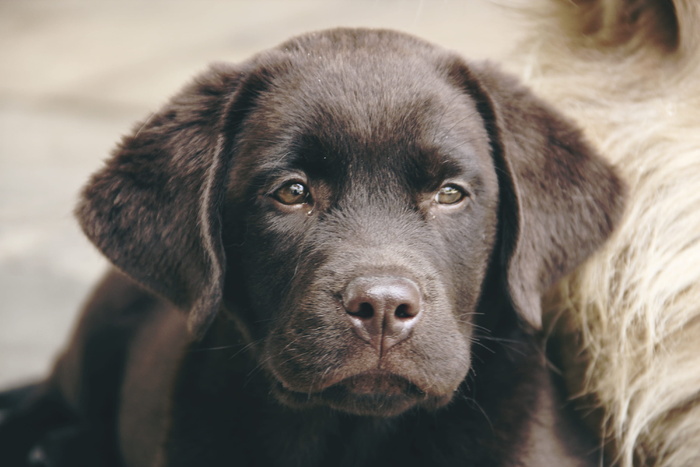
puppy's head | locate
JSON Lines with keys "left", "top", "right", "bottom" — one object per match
{"left": 77, "top": 29, "right": 624, "bottom": 417}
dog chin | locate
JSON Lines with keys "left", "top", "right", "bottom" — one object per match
{"left": 272, "top": 371, "right": 453, "bottom": 417}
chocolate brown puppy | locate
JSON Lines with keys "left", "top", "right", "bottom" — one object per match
{"left": 0, "top": 28, "right": 624, "bottom": 466}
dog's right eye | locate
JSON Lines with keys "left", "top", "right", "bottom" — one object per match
{"left": 273, "top": 182, "right": 310, "bottom": 205}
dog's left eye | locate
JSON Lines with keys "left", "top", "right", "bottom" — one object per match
{"left": 435, "top": 185, "right": 467, "bottom": 205}
{"left": 274, "top": 182, "right": 310, "bottom": 205}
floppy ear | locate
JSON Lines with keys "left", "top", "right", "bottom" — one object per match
{"left": 446, "top": 60, "right": 625, "bottom": 328}
{"left": 76, "top": 63, "right": 261, "bottom": 338}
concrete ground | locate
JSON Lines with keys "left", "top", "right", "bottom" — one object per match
{"left": 0, "top": 1, "right": 527, "bottom": 387}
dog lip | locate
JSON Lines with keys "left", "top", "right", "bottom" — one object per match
{"left": 335, "top": 370, "right": 424, "bottom": 397}
{"left": 273, "top": 371, "right": 440, "bottom": 416}
{"left": 278, "top": 370, "right": 424, "bottom": 398}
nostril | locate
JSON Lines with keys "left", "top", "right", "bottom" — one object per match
{"left": 349, "top": 302, "right": 375, "bottom": 319}
{"left": 394, "top": 303, "right": 414, "bottom": 319}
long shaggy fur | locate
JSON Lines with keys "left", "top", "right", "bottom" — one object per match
{"left": 506, "top": 1, "right": 700, "bottom": 465}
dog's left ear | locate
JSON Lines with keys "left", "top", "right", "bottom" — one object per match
{"left": 445, "top": 60, "right": 626, "bottom": 329}
{"left": 76, "top": 63, "right": 264, "bottom": 338}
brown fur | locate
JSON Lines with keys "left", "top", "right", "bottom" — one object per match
{"left": 0, "top": 28, "right": 625, "bottom": 466}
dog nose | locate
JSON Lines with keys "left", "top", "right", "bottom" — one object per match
{"left": 342, "top": 276, "right": 422, "bottom": 354}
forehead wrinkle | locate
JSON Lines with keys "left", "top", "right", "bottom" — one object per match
{"left": 231, "top": 48, "right": 489, "bottom": 202}
{"left": 291, "top": 100, "right": 476, "bottom": 197}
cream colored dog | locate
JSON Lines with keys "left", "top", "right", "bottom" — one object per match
{"left": 510, "top": 1, "right": 700, "bottom": 465}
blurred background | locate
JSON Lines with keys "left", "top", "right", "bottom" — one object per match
{"left": 0, "top": 0, "right": 526, "bottom": 387}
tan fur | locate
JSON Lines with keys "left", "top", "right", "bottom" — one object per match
{"left": 505, "top": 1, "right": 700, "bottom": 465}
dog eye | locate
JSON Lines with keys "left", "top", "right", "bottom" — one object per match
{"left": 274, "top": 182, "right": 310, "bottom": 205}
{"left": 435, "top": 185, "right": 467, "bottom": 205}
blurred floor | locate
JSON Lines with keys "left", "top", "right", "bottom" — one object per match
{"left": 0, "top": 0, "right": 526, "bottom": 386}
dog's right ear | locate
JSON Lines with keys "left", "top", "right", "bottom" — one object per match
{"left": 76, "top": 63, "right": 265, "bottom": 338}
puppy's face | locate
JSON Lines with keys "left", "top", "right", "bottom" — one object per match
{"left": 223, "top": 52, "right": 500, "bottom": 416}
{"left": 78, "top": 29, "right": 624, "bottom": 420}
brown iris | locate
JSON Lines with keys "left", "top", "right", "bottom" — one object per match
{"left": 435, "top": 185, "right": 466, "bottom": 205}
{"left": 274, "top": 182, "right": 309, "bottom": 205}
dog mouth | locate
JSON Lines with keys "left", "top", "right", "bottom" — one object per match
{"left": 273, "top": 371, "right": 450, "bottom": 417}
{"left": 338, "top": 371, "right": 420, "bottom": 396}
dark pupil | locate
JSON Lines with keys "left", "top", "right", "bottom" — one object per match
{"left": 288, "top": 183, "right": 305, "bottom": 197}
{"left": 278, "top": 182, "right": 307, "bottom": 204}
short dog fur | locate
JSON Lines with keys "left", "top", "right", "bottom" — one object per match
{"left": 0, "top": 28, "right": 625, "bottom": 466}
